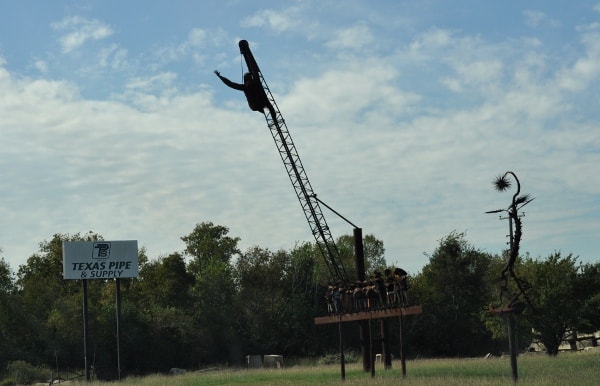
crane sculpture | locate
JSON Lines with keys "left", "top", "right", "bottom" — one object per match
{"left": 215, "top": 40, "right": 349, "bottom": 285}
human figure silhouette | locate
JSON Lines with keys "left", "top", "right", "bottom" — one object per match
{"left": 214, "top": 70, "right": 278, "bottom": 124}
{"left": 394, "top": 268, "right": 409, "bottom": 306}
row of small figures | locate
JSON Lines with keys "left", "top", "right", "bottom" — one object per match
{"left": 325, "top": 268, "right": 409, "bottom": 315}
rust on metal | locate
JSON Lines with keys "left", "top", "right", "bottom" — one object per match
{"left": 314, "top": 305, "right": 422, "bottom": 325}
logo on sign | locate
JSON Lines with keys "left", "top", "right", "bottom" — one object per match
{"left": 93, "top": 242, "right": 111, "bottom": 259}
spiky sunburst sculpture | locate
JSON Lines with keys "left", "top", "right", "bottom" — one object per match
{"left": 492, "top": 171, "right": 534, "bottom": 313}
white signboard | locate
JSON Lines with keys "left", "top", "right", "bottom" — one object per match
{"left": 63, "top": 240, "right": 139, "bottom": 280}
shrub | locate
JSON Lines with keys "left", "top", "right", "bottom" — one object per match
{"left": 6, "top": 361, "right": 49, "bottom": 385}
{"left": 318, "top": 350, "right": 360, "bottom": 365}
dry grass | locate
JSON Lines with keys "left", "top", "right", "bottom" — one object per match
{"left": 73, "top": 349, "right": 600, "bottom": 385}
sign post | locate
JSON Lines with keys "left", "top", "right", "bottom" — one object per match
{"left": 82, "top": 280, "right": 90, "bottom": 381}
{"left": 115, "top": 278, "right": 122, "bottom": 380}
{"left": 63, "top": 240, "right": 138, "bottom": 380}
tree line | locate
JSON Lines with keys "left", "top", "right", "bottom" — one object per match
{"left": 1, "top": 223, "right": 599, "bottom": 380}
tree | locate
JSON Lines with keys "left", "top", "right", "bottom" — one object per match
{"left": 574, "top": 261, "right": 600, "bottom": 335}
{"left": 411, "top": 232, "right": 497, "bottom": 356}
{"left": 15, "top": 234, "right": 87, "bottom": 367}
{"left": 103, "top": 252, "right": 197, "bottom": 374}
{"left": 0, "top": 256, "right": 14, "bottom": 294}
{"left": 522, "top": 253, "right": 600, "bottom": 355}
{"left": 335, "top": 233, "right": 386, "bottom": 279}
{"left": 283, "top": 242, "right": 325, "bottom": 355}
{"left": 12, "top": 232, "right": 116, "bottom": 369}
{"left": 182, "top": 222, "right": 240, "bottom": 276}
{"left": 0, "top": 256, "right": 18, "bottom": 369}
{"left": 481, "top": 252, "right": 533, "bottom": 350}
{"left": 234, "top": 246, "right": 290, "bottom": 354}
{"left": 234, "top": 242, "right": 334, "bottom": 357}
{"left": 181, "top": 222, "right": 239, "bottom": 364}
{"left": 134, "top": 252, "right": 193, "bottom": 309}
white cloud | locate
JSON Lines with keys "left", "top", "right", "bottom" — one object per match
{"left": 523, "top": 10, "right": 561, "bottom": 28}
{"left": 125, "top": 72, "right": 178, "bottom": 92}
{"left": 149, "top": 28, "right": 212, "bottom": 68}
{"left": 409, "top": 27, "right": 454, "bottom": 52}
{"left": 2, "top": 2, "right": 600, "bottom": 276}
{"left": 33, "top": 59, "right": 48, "bottom": 74}
{"left": 556, "top": 27, "right": 600, "bottom": 92}
{"left": 242, "top": 7, "right": 305, "bottom": 33}
{"left": 98, "top": 44, "right": 128, "bottom": 70}
{"left": 442, "top": 59, "right": 504, "bottom": 93}
{"left": 51, "top": 16, "right": 113, "bottom": 53}
{"left": 325, "top": 23, "right": 374, "bottom": 51}
{"left": 187, "top": 28, "right": 208, "bottom": 47}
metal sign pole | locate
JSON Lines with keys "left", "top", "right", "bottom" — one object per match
{"left": 115, "top": 278, "right": 122, "bottom": 380}
{"left": 82, "top": 280, "right": 90, "bottom": 381}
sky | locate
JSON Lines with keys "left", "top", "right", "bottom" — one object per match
{"left": 1, "top": 0, "right": 599, "bottom": 275}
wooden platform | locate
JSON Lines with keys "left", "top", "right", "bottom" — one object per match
{"left": 488, "top": 302, "right": 525, "bottom": 315}
{"left": 314, "top": 305, "right": 422, "bottom": 325}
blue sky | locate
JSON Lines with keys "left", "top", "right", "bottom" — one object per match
{"left": 1, "top": 0, "right": 599, "bottom": 274}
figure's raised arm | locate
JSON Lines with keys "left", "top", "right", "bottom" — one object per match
{"left": 214, "top": 70, "right": 244, "bottom": 91}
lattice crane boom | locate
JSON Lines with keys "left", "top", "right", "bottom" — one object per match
{"left": 237, "top": 40, "right": 349, "bottom": 284}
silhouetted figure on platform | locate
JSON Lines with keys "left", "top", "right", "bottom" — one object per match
{"left": 374, "top": 271, "right": 388, "bottom": 308}
{"left": 394, "top": 268, "right": 409, "bottom": 306}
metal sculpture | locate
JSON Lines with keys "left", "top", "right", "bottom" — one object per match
{"left": 487, "top": 171, "right": 535, "bottom": 313}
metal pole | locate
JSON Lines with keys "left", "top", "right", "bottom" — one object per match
{"left": 508, "top": 313, "right": 518, "bottom": 383}
{"left": 82, "top": 280, "right": 90, "bottom": 381}
{"left": 354, "top": 228, "right": 370, "bottom": 373}
{"left": 506, "top": 215, "right": 518, "bottom": 383}
{"left": 399, "top": 312, "right": 406, "bottom": 378}
{"left": 338, "top": 317, "right": 345, "bottom": 381}
{"left": 380, "top": 319, "right": 391, "bottom": 369}
{"left": 501, "top": 213, "right": 519, "bottom": 383}
{"left": 354, "top": 228, "right": 365, "bottom": 282}
{"left": 369, "top": 317, "right": 375, "bottom": 378}
{"left": 115, "top": 278, "right": 122, "bottom": 380}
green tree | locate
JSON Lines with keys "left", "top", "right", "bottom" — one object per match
{"left": 0, "top": 255, "right": 14, "bottom": 294}
{"left": 15, "top": 234, "right": 85, "bottom": 366}
{"left": 182, "top": 222, "right": 239, "bottom": 364}
{"left": 134, "top": 252, "right": 193, "bottom": 309}
{"left": 283, "top": 242, "right": 325, "bottom": 355}
{"left": 234, "top": 242, "right": 330, "bottom": 357}
{"left": 480, "top": 252, "right": 534, "bottom": 352}
{"left": 183, "top": 222, "right": 240, "bottom": 276}
{"left": 234, "top": 246, "right": 289, "bottom": 354}
{"left": 0, "top": 256, "right": 17, "bottom": 369}
{"left": 411, "top": 232, "right": 497, "bottom": 356}
{"left": 336, "top": 233, "right": 386, "bottom": 279}
{"left": 574, "top": 261, "right": 600, "bottom": 335}
{"left": 99, "top": 251, "right": 197, "bottom": 374}
{"left": 522, "top": 253, "right": 599, "bottom": 355}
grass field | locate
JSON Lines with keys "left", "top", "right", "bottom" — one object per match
{"left": 73, "top": 349, "right": 599, "bottom": 385}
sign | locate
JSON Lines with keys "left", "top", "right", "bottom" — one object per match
{"left": 63, "top": 240, "right": 139, "bottom": 280}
